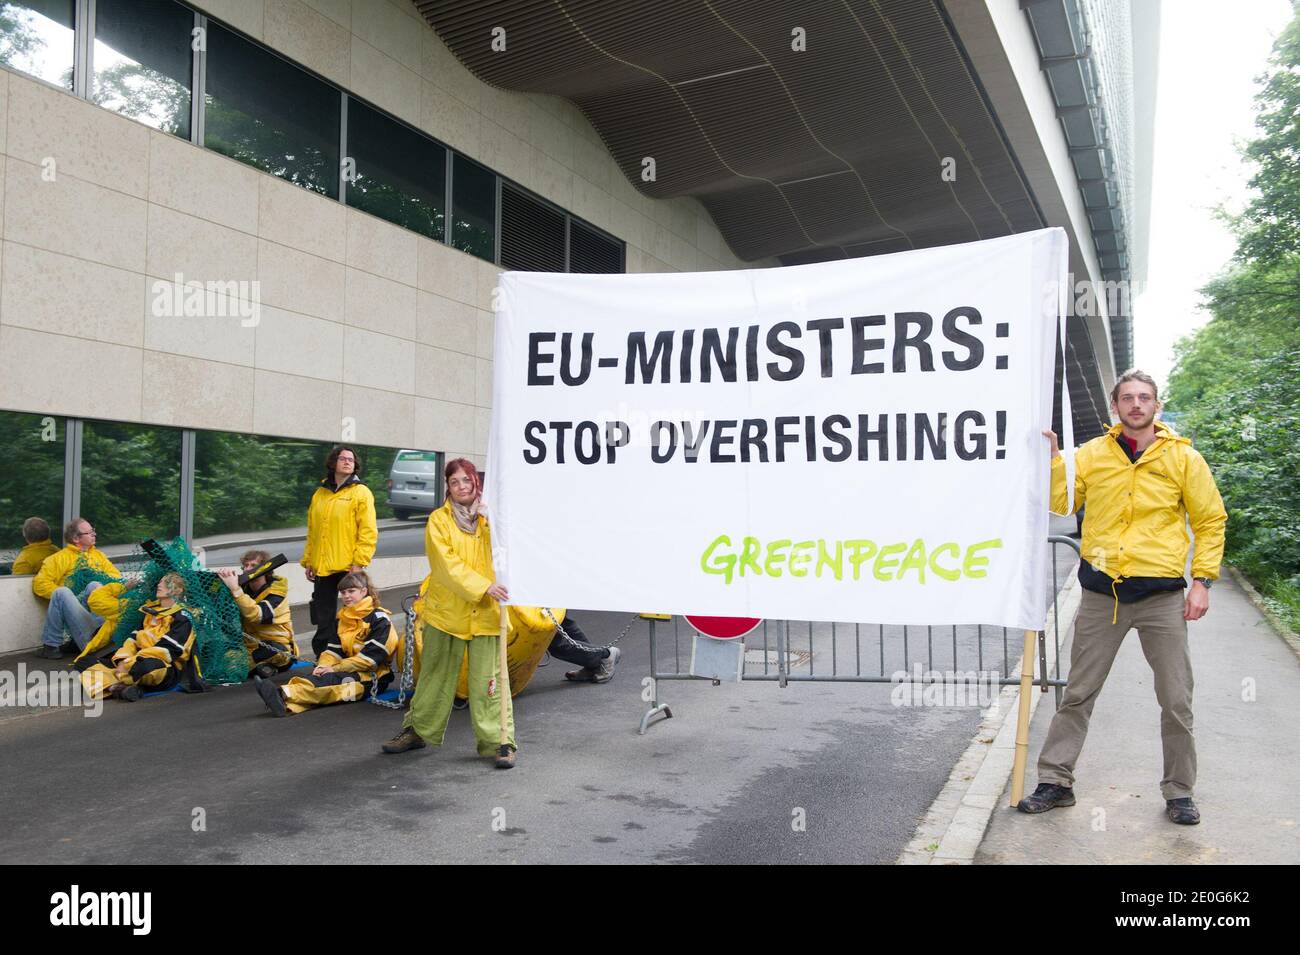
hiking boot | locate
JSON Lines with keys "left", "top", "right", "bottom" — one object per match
{"left": 60, "top": 640, "right": 78, "bottom": 656}
{"left": 564, "top": 667, "right": 597, "bottom": 683}
{"left": 117, "top": 685, "right": 142, "bottom": 703}
{"left": 382, "top": 727, "right": 426, "bottom": 754}
{"left": 254, "top": 675, "right": 287, "bottom": 717}
{"left": 592, "top": 646, "right": 621, "bottom": 684}
{"left": 36, "top": 645, "right": 63, "bottom": 659}
{"left": 452, "top": 697, "right": 469, "bottom": 710}
{"left": 495, "top": 744, "right": 517, "bottom": 769}
{"left": 252, "top": 664, "right": 278, "bottom": 680}
{"left": 1016, "top": 782, "right": 1076, "bottom": 813}
{"left": 1166, "top": 797, "right": 1201, "bottom": 825}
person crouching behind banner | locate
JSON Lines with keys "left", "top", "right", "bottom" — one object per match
{"left": 381, "top": 457, "right": 517, "bottom": 769}
{"left": 79, "top": 573, "right": 195, "bottom": 702}
{"left": 218, "top": 550, "right": 298, "bottom": 680}
{"left": 254, "top": 571, "right": 395, "bottom": 717}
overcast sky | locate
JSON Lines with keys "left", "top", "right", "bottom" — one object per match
{"left": 1133, "top": 0, "right": 1294, "bottom": 385}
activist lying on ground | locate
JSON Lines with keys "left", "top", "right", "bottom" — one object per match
{"left": 1019, "top": 369, "right": 1227, "bottom": 827}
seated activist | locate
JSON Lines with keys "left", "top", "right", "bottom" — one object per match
{"left": 11, "top": 517, "right": 59, "bottom": 577}
{"left": 217, "top": 550, "right": 298, "bottom": 680}
{"left": 552, "top": 614, "right": 620, "bottom": 684}
{"left": 254, "top": 570, "right": 396, "bottom": 717}
{"left": 32, "top": 518, "right": 121, "bottom": 659}
{"left": 79, "top": 573, "right": 196, "bottom": 702}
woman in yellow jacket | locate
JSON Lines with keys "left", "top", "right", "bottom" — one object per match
{"left": 254, "top": 571, "right": 396, "bottom": 716}
{"left": 301, "top": 446, "right": 377, "bottom": 657}
{"left": 381, "top": 457, "right": 517, "bottom": 769}
{"left": 78, "top": 573, "right": 195, "bottom": 702}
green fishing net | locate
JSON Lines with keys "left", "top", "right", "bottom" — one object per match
{"left": 66, "top": 537, "right": 250, "bottom": 685}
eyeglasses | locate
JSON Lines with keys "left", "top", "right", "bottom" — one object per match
{"left": 76, "top": 529, "right": 96, "bottom": 537}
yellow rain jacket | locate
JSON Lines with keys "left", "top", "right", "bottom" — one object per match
{"left": 1051, "top": 421, "right": 1227, "bottom": 583}
{"left": 322, "top": 595, "right": 397, "bottom": 683}
{"left": 32, "top": 544, "right": 120, "bottom": 599}
{"left": 234, "top": 575, "right": 297, "bottom": 657}
{"left": 301, "top": 474, "right": 378, "bottom": 576}
{"left": 114, "top": 600, "right": 196, "bottom": 673}
{"left": 12, "top": 539, "right": 58, "bottom": 576}
{"left": 421, "top": 498, "right": 505, "bottom": 639}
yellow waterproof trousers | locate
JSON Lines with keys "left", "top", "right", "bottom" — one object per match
{"left": 281, "top": 671, "right": 373, "bottom": 714}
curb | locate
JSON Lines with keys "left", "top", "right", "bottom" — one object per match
{"left": 897, "top": 573, "right": 1082, "bottom": 865}
{"left": 1225, "top": 566, "right": 1300, "bottom": 662}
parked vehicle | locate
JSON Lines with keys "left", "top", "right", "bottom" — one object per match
{"left": 387, "top": 450, "right": 441, "bottom": 520}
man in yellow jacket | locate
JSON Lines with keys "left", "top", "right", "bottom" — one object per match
{"left": 33, "top": 518, "right": 121, "bottom": 659}
{"left": 1019, "top": 370, "right": 1227, "bottom": 826}
{"left": 11, "top": 517, "right": 59, "bottom": 576}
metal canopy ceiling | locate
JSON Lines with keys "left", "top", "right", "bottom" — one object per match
{"left": 414, "top": 0, "right": 1112, "bottom": 439}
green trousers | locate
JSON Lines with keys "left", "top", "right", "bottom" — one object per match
{"left": 404, "top": 624, "right": 516, "bottom": 756}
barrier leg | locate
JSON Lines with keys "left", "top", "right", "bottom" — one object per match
{"left": 1009, "top": 629, "right": 1036, "bottom": 807}
{"left": 639, "top": 619, "right": 672, "bottom": 734}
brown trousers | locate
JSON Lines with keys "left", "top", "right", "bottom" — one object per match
{"left": 1037, "top": 588, "right": 1196, "bottom": 799}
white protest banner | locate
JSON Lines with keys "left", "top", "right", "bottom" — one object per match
{"left": 485, "top": 228, "right": 1068, "bottom": 630}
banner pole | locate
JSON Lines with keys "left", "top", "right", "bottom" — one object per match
{"left": 499, "top": 605, "right": 511, "bottom": 749}
{"left": 1009, "top": 629, "right": 1036, "bottom": 807}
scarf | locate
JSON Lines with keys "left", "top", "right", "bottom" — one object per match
{"left": 451, "top": 498, "right": 485, "bottom": 535}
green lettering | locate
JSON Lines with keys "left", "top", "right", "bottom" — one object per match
{"left": 928, "top": 542, "right": 961, "bottom": 581}
{"left": 815, "top": 540, "right": 843, "bottom": 580}
{"left": 844, "top": 540, "right": 877, "bottom": 580}
{"left": 963, "top": 538, "right": 1003, "bottom": 579}
{"left": 897, "top": 539, "right": 928, "bottom": 583}
{"left": 739, "top": 536, "right": 763, "bottom": 578}
{"left": 764, "top": 539, "right": 792, "bottom": 577}
{"left": 789, "top": 541, "right": 815, "bottom": 578}
{"left": 873, "top": 542, "right": 907, "bottom": 581}
{"left": 700, "top": 534, "right": 736, "bottom": 585}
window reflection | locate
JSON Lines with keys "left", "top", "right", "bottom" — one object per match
{"left": 452, "top": 153, "right": 496, "bottom": 262}
{"left": 0, "top": 0, "right": 75, "bottom": 89}
{"left": 346, "top": 98, "right": 446, "bottom": 241}
{"left": 0, "top": 410, "right": 65, "bottom": 575}
{"left": 92, "top": 0, "right": 192, "bottom": 138}
{"left": 80, "top": 420, "right": 181, "bottom": 547}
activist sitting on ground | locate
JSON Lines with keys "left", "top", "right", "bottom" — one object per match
{"left": 218, "top": 550, "right": 298, "bottom": 680}
{"left": 254, "top": 570, "right": 395, "bottom": 717}
{"left": 79, "top": 573, "right": 196, "bottom": 702}
{"left": 381, "top": 458, "right": 518, "bottom": 769}
{"left": 32, "top": 518, "right": 121, "bottom": 660}
{"left": 302, "top": 446, "right": 378, "bottom": 657}
{"left": 10, "top": 517, "right": 59, "bottom": 577}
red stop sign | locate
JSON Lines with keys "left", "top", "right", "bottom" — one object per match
{"left": 685, "top": 615, "right": 762, "bottom": 640}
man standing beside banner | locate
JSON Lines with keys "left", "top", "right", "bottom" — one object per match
{"left": 1018, "top": 370, "right": 1227, "bottom": 825}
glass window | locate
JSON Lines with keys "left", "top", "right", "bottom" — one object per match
{"left": 0, "top": 410, "right": 65, "bottom": 575}
{"left": 451, "top": 153, "right": 496, "bottom": 262}
{"left": 204, "top": 22, "right": 340, "bottom": 198}
{"left": 345, "top": 98, "right": 446, "bottom": 241}
{"left": 80, "top": 420, "right": 182, "bottom": 548}
{"left": 0, "top": 0, "right": 75, "bottom": 89}
{"left": 91, "top": 0, "right": 192, "bottom": 138}
{"left": 191, "top": 432, "right": 436, "bottom": 568}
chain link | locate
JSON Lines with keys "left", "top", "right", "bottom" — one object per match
{"left": 544, "top": 608, "right": 641, "bottom": 651}
{"left": 368, "top": 596, "right": 417, "bottom": 710}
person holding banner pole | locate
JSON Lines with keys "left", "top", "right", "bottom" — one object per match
{"left": 1018, "top": 370, "right": 1226, "bottom": 825}
{"left": 381, "top": 458, "right": 517, "bottom": 769}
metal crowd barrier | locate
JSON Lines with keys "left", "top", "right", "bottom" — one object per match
{"left": 639, "top": 535, "right": 1082, "bottom": 734}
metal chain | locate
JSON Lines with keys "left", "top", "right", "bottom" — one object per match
{"left": 544, "top": 608, "right": 641, "bottom": 651}
{"left": 368, "top": 595, "right": 418, "bottom": 710}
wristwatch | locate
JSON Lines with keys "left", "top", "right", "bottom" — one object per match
{"left": 1193, "top": 577, "right": 1213, "bottom": 589}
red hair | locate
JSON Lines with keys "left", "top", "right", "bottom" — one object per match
{"left": 444, "top": 457, "right": 482, "bottom": 500}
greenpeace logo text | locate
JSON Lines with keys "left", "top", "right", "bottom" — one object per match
{"left": 50, "top": 886, "right": 151, "bottom": 935}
